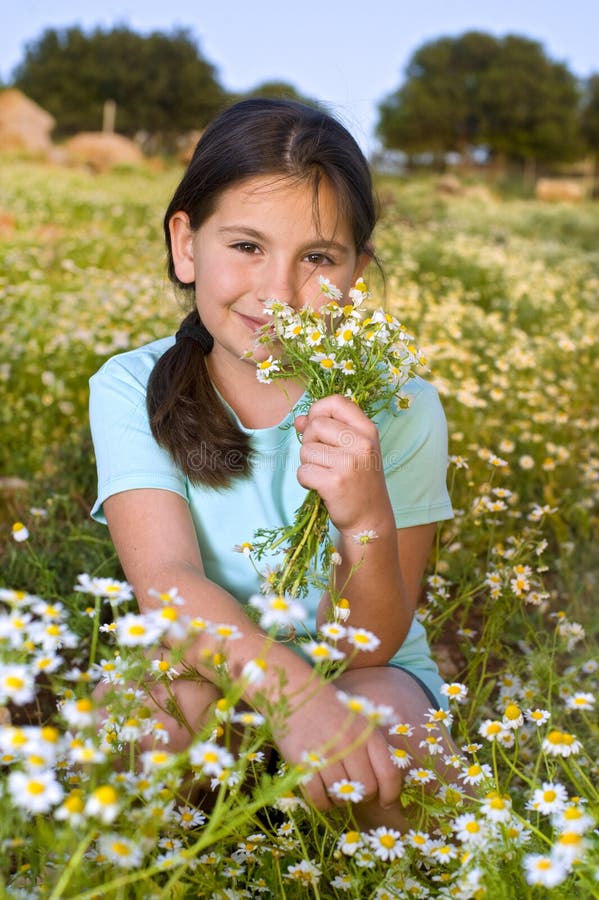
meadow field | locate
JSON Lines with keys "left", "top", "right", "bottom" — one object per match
{"left": 0, "top": 158, "right": 598, "bottom": 898}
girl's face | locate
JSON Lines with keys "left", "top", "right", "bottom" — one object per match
{"left": 169, "top": 174, "right": 368, "bottom": 385}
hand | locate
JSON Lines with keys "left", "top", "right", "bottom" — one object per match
{"left": 271, "top": 680, "right": 402, "bottom": 812}
{"left": 294, "top": 395, "right": 394, "bottom": 535}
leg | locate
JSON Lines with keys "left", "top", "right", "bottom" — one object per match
{"left": 334, "top": 666, "right": 461, "bottom": 831}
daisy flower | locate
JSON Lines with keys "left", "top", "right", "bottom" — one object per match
{"left": 337, "top": 830, "right": 363, "bottom": 856}
{"left": 8, "top": 769, "right": 64, "bottom": 814}
{"left": 74, "top": 574, "right": 133, "bottom": 602}
{"left": 525, "top": 708, "right": 551, "bottom": 727}
{"left": 452, "top": 813, "right": 488, "bottom": 845}
{"left": 98, "top": 834, "right": 144, "bottom": 868}
{"left": 11, "top": 522, "right": 29, "bottom": 542}
{"left": 284, "top": 859, "right": 321, "bottom": 886}
{"left": 441, "top": 682, "right": 468, "bottom": 703}
{"left": 329, "top": 779, "right": 365, "bottom": 803}
{"left": 189, "top": 741, "right": 235, "bottom": 776}
{"left": 388, "top": 721, "right": 414, "bottom": 738}
{"left": 388, "top": 745, "right": 412, "bottom": 769}
{"left": 115, "top": 613, "right": 163, "bottom": 647}
{"left": 249, "top": 593, "right": 306, "bottom": 630}
{"left": 85, "top": 784, "right": 120, "bottom": 824}
{"left": 459, "top": 763, "right": 492, "bottom": 786}
{"left": 542, "top": 729, "right": 583, "bottom": 757}
{"left": 255, "top": 356, "right": 280, "bottom": 383}
{"left": 528, "top": 782, "right": 568, "bottom": 815}
{"left": 303, "top": 641, "right": 345, "bottom": 663}
{"left": 310, "top": 351, "right": 337, "bottom": 370}
{"left": 565, "top": 691, "right": 595, "bottom": 711}
{"left": 346, "top": 626, "right": 380, "bottom": 652}
{"left": 319, "top": 622, "right": 347, "bottom": 642}
{"left": 523, "top": 853, "right": 568, "bottom": 888}
{"left": 0, "top": 664, "right": 35, "bottom": 705}
{"left": 351, "top": 529, "right": 378, "bottom": 545}
{"left": 367, "top": 826, "right": 404, "bottom": 861}
{"left": 318, "top": 276, "right": 343, "bottom": 300}
{"left": 481, "top": 791, "right": 513, "bottom": 823}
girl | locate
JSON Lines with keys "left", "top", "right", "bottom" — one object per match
{"left": 89, "top": 98, "right": 454, "bottom": 830}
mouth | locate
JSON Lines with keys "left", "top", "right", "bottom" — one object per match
{"left": 236, "top": 312, "right": 273, "bottom": 334}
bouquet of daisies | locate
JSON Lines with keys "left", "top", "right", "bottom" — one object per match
{"left": 244, "top": 277, "right": 425, "bottom": 608}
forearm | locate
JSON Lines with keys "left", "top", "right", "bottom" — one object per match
{"left": 134, "top": 562, "right": 320, "bottom": 712}
{"left": 317, "top": 517, "right": 412, "bottom": 666}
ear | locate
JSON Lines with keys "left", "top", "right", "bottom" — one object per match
{"left": 169, "top": 211, "right": 196, "bottom": 284}
{"left": 353, "top": 249, "right": 372, "bottom": 282}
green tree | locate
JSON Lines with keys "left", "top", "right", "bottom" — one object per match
{"left": 12, "top": 26, "right": 228, "bottom": 140}
{"left": 377, "top": 31, "right": 582, "bottom": 168}
{"left": 377, "top": 31, "right": 501, "bottom": 164}
{"left": 478, "top": 35, "right": 582, "bottom": 168}
{"left": 241, "top": 80, "right": 322, "bottom": 109}
{"left": 580, "top": 73, "right": 599, "bottom": 162}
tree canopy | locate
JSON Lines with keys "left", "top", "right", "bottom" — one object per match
{"left": 580, "top": 74, "right": 599, "bottom": 161}
{"left": 12, "top": 26, "right": 228, "bottom": 139}
{"left": 377, "top": 31, "right": 583, "bottom": 166}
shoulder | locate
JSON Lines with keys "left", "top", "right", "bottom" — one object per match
{"left": 90, "top": 336, "right": 175, "bottom": 392}
{"left": 375, "top": 376, "right": 446, "bottom": 438}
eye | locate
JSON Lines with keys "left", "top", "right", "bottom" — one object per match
{"left": 304, "top": 251, "right": 334, "bottom": 266}
{"left": 232, "top": 241, "right": 260, "bottom": 254}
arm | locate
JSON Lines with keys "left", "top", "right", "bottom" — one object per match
{"left": 103, "top": 487, "right": 402, "bottom": 810}
{"left": 294, "top": 394, "right": 436, "bottom": 665}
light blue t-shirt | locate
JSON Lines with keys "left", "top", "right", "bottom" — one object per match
{"left": 89, "top": 337, "right": 453, "bottom": 706}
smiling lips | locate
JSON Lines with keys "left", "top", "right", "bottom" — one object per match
{"left": 237, "top": 311, "right": 272, "bottom": 333}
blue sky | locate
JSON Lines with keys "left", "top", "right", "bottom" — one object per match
{"left": 2, "top": 0, "right": 597, "bottom": 152}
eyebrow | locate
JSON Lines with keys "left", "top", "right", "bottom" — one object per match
{"left": 217, "top": 226, "right": 350, "bottom": 254}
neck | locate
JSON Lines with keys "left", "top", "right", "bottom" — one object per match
{"left": 207, "top": 351, "right": 304, "bottom": 429}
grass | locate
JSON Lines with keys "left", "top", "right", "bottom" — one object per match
{"left": 0, "top": 158, "right": 598, "bottom": 898}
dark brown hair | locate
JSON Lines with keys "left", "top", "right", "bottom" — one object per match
{"left": 147, "top": 98, "right": 378, "bottom": 487}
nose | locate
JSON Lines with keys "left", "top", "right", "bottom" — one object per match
{"left": 258, "top": 255, "right": 298, "bottom": 306}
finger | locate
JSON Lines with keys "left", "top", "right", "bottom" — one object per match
{"left": 294, "top": 414, "right": 308, "bottom": 434}
{"left": 300, "top": 772, "right": 333, "bottom": 812}
{"left": 307, "top": 394, "right": 372, "bottom": 428}
{"left": 368, "top": 737, "right": 404, "bottom": 808}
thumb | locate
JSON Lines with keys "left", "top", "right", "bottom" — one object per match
{"left": 294, "top": 414, "right": 307, "bottom": 434}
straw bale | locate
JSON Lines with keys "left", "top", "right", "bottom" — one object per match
{"left": 64, "top": 132, "right": 144, "bottom": 172}
{"left": 0, "top": 89, "right": 55, "bottom": 153}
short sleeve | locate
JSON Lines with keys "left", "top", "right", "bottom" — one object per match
{"left": 377, "top": 378, "right": 453, "bottom": 528}
{"left": 89, "top": 346, "right": 187, "bottom": 524}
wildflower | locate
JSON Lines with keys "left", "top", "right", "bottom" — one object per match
{"left": 329, "top": 779, "right": 365, "bottom": 803}
{"left": 542, "top": 729, "right": 582, "bottom": 757}
{"left": 337, "top": 830, "right": 363, "bottom": 856}
{"left": 86, "top": 784, "right": 121, "bottom": 824}
{"left": 337, "top": 691, "right": 374, "bottom": 716}
{"left": 406, "top": 767, "right": 435, "bottom": 785}
{"left": 452, "top": 813, "right": 487, "bottom": 845}
{"left": 403, "top": 831, "right": 431, "bottom": 856}
{"left": 337, "top": 358, "right": 356, "bottom": 374}
{"left": 481, "top": 791, "right": 512, "bottom": 823}
{"left": 249, "top": 593, "right": 306, "bottom": 630}
{"left": 115, "top": 612, "right": 163, "bottom": 646}
{"left": 74, "top": 574, "right": 133, "bottom": 602}
{"left": 519, "top": 455, "right": 535, "bottom": 470}
{"left": 284, "top": 859, "right": 321, "bottom": 886}
{"left": 428, "top": 840, "right": 458, "bottom": 862}
{"left": 0, "top": 664, "right": 35, "bottom": 705}
{"left": 319, "top": 622, "right": 347, "bottom": 642}
{"left": 459, "top": 763, "right": 492, "bottom": 786}
{"left": 99, "top": 833, "right": 144, "bottom": 868}
{"left": 233, "top": 542, "right": 252, "bottom": 557}
{"left": 11, "top": 522, "right": 29, "bottom": 542}
{"left": 189, "top": 741, "right": 235, "bottom": 776}
{"left": 150, "top": 658, "right": 179, "bottom": 680}
{"left": 330, "top": 873, "right": 353, "bottom": 891}
{"left": 346, "top": 627, "right": 380, "bottom": 652}
{"left": 388, "top": 745, "right": 412, "bottom": 769}
{"left": 565, "top": 691, "right": 595, "bottom": 711}
{"left": 502, "top": 702, "right": 524, "bottom": 729}
{"left": 525, "top": 707, "right": 550, "bottom": 727}
{"left": 523, "top": 853, "right": 568, "bottom": 888}
{"left": 231, "top": 711, "right": 266, "bottom": 727}
{"left": 528, "top": 782, "right": 568, "bottom": 815}
{"left": 60, "top": 697, "right": 95, "bottom": 728}
{"left": 352, "top": 529, "right": 378, "bottom": 544}
{"left": 306, "top": 327, "right": 326, "bottom": 346}
{"left": 241, "top": 657, "right": 267, "bottom": 684}
{"left": 303, "top": 640, "right": 345, "bottom": 663}
{"left": 310, "top": 351, "right": 337, "bottom": 369}
{"left": 255, "top": 356, "right": 280, "bottom": 383}
{"left": 553, "top": 831, "right": 588, "bottom": 863}
{"left": 553, "top": 804, "right": 595, "bottom": 834}
{"left": 389, "top": 721, "right": 414, "bottom": 738}
{"left": 440, "top": 682, "right": 468, "bottom": 703}
{"left": 55, "top": 789, "right": 86, "bottom": 826}
{"left": 367, "top": 826, "right": 404, "bottom": 861}
{"left": 8, "top": 769, "right": 64, "bottom": 814}
{"left": 318, "top": 276, "right": 343, "bottom": 300}
{"left": 334, "top": 597, "right": 350, "bottom": 621}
